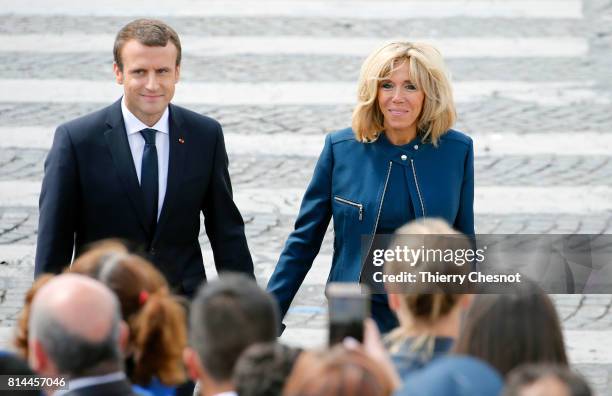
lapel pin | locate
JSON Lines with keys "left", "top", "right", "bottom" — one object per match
{"left": 178, "top": 137, "right": 185, "bottom": 144}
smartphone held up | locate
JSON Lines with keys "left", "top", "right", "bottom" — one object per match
{"left": 327, "top": 283, "right": 371, "bottom": 346}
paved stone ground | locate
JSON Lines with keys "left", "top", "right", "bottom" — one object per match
{"left": 5, "top": 149, "right": 612, "bottom": 187}
{"left": 3, "top": 101, "right": 612, "bottom": 135}
{"left": 0, "top": 15, "right": 599, "bottom": 37}
{"left": 1, "top": 53, "right": 608, "bottom": 82}
{"left": 1, "top": 0, "right": 612, "bottom": 394}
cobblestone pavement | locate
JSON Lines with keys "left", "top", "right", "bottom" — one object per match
{"left": 2, "top": 53, "right": 608, "bottom": 82}
{"left": 4, "top": 149, "right": 612, "bottom": 187}
{"left": 0, "top": 14, "right": 607, "bottom": 38}
{"left": 3, "top": 207, "right": 612, "bottom": 248}
{"left": 2, "top": 101, "right": 612, "bottom": 135}
{"left": 1, "top": 0, "right": 612, "bottom": 394}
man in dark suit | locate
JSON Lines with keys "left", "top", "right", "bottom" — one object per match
{"left": 28, "top": 274, "right": 136, "bottom": 396}
{"left": 35, "top": 19, "right": 253, "bottom": 296}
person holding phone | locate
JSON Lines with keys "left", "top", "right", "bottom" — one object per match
{"left": 267, "top": 41, "right": 474, "bottom": 333}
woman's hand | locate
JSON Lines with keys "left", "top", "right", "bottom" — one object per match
{"left": 343, "top": 318, "right": 402, "bottom": 390}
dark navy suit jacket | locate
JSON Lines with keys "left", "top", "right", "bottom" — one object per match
{"left": 35, "top": 99, "right": 253, "bottom": 295}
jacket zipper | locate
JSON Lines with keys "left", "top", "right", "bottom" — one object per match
{"left": 334, "top": 196, "right": 363, "bottom": 221}
{"left": 410, "top": 158, "right": 426, "bottom": 217}
{"left": 359, "top": 161, "right": 393, "bottom": 281}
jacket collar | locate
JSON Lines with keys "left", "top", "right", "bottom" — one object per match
{"left": 375, "top": 131, "right": 432, "bottom": 163}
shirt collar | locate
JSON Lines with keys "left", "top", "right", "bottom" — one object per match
{"left": 121, "top": 96, "right": 169, "bottom": 135}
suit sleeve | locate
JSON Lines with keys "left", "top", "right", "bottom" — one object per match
{"left": 266, "top": 134, "right": 333, "bottom": 320}
{"left": 454, "top": 138, "right": 475, "bottom": 237}
{"left": 202, "top": 123, "right": 254, "bottom": 277}
{"left": 35, "top": 126, "right": 79, "bottom": 276}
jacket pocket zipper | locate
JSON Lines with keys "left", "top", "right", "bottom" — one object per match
{"left": 359, "top": 161, "right": 393, "bottom": 282}
{"left": 410, "top": 158, "right": 426, "bottom": 217}
{"left": 334, "top": 196, "right": 363, "bottom": 221}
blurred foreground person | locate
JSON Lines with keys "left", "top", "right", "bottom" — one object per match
{"left": 70, "top": 247, "right": 188, "bottom": 396}
{"left": 14, "top": 274, "right": 54, "bottom": 358}
{"left": 504, "top": 364, "right": 592, "bottom": 396}
{"left": 28, "top": 274, "right": 136, "bottom": 395}
{"left": 233, "top": 342, "right": 302, "bottom": 396}
{"left": 384, "top": 219, "right": 472, "bottom": 379}
{"left": 454, "top": 279, "right": 568, "bottom": 377}
{"left": 184, "top": 274, "right": 278, "bottom": 396}
{"left": 283, "top": 345, "right": 394, "bottom": 396}
{"left": 16, "top": 242, "right": 188, "bottom": 396}
{"left": 395, "top": 355, "right": 502, "bottom": 396}
{"left": 0, "top": 351, "right": 41, "bottom": 396}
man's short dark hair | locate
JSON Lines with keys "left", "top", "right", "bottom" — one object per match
{"left": 190, "top": 273, "right": 279, "bottom": 382}
{"left": 113, "top": 18, "right": 182, "bottom": 71}
{"left": 233, "top": 342, "right": 302, "bottom": 396}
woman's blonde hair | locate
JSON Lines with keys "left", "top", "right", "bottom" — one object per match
{"left": 352, "top": 41, "right": 456, "bottom": 146}
{"left": 384, "top": 219, "right": 471, "bottom": 355}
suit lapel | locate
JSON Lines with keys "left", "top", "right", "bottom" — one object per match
{"left": 154, "top": 104, "right": 187, "bottom": 243}
{"left": 103, "top": 99, "right": 151, "bottom": 236}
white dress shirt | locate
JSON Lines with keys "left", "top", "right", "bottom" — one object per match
{"left": 121, "top": 97, "right": 169, "bottom": 220}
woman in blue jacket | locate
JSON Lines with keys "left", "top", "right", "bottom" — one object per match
{"left": 267, "top": 41, "right": 474, "bottom": 333}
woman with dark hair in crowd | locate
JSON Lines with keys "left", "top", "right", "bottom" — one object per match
{"left": 383, "top": 219, "right": 472, "bottom": 379}
{"left": 267, "top": 40, "right": 474, "bottom": 334}
{"left": 69, "top": 248, "right": 188, "bottom": 396}
{"left": 454, "top": 279, "right": 568, "bottom": 377}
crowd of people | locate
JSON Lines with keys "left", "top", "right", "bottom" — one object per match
{"left": 1, "top": 218, "right": 594, "bottom": 396}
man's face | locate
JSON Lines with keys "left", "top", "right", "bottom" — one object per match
{"left": 113, "top": 39, "right": 180, "bottom": 126}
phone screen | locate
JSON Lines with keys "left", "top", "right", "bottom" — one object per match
{"left": 327, "top": 286, "right": 369, "bottom": 345}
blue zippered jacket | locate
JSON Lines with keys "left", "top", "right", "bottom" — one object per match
{"left": 267, "top": 127, "right": 474, "bottom": 318}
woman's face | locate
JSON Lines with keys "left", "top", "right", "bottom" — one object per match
{"left": 377, "top": 61, "right": 425, "bottom": 138}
